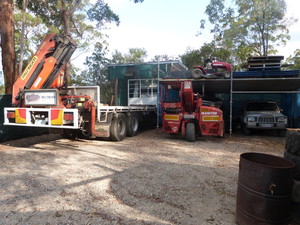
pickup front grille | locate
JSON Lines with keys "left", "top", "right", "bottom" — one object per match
{"left": 258, "top": 115, "right": 275, "bottom": 123}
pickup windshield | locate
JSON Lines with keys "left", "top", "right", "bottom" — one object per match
{"left": 245, "top": 102, "right": 278, "bottom": 111}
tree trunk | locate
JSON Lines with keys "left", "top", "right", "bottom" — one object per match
{"left": 61, "top": 0, "right": 82, "bottom": 86}
{"left": 19, "top": 0, "right": 28, "bottom": 76}
{"left": 0, "top": 0, "right": 17, "bottom": 94}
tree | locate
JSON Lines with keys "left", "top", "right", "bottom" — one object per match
{"left": 1, "top": 0, "right": 144, "bottom": 94}
{"left": 77, "top": 42, "right": 113, "bottom": 104}
{"left": 285, "top": 49, "right": 300, "bottom": 70}
{"left": 0, "top": 0, "right": 18, "bottom": 94}
{"left": 111, "top": 48, "right": 148, "bottom": 64}
{"left": 151, "top": 54, "right": 174, "bottom": 62}
{"left": 14, "top": 7, "right": 57, "bottom": 69}
{"left": 18, "top": 0, "right": 28, "bottom": 76}
{"left": 201, "top": 0, "right": 297, "bottom": 59}
{"left": 14, "top": 0, "right": 121, "bottom": 85}
{"left": 180, "top": 49, "right": 202, "bottom": 70}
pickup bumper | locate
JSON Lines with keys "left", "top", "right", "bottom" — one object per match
{"left": 245, "top": 122, "right": 287, "bottom": 129}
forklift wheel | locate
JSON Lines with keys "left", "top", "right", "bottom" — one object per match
{"left": 186, "top": 123, "right": 196, "bottom": 142}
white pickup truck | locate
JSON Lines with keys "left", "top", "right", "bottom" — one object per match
{"left": 242, "top": 101, "right": 287, "bottom": 136}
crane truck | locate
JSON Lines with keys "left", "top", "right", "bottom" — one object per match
{"left": 161, "top": 80, "right": 224, "bottom": 142}
{"left": 3, "top": 34, "right": 156, "bottom": 141}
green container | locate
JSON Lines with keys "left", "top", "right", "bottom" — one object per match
{"left": 136, "top": 65, "right": 152, "bottom": 78}
{"left": 108, "top": 66, "right": 126, "bottom": 80}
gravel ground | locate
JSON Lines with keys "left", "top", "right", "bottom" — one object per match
{"left": 0, "top": 129, "right": 286, "bottom": 225}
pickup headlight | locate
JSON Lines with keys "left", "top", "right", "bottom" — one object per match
{"left": 277, "top": 117, "right": 287, "bottom": 123}
{"left": 247, "top": 116, "right": 256, "bottom": 122}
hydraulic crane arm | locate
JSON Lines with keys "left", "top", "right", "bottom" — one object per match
{"left": 12, "top": 34, "right": 76, "bottom": 106}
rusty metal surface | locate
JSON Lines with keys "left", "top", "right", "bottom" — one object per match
{"left": 236, "top": 152, "right": 295, "bottom": 225}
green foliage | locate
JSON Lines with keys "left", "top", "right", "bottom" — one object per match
{"left": 151, "top": 54, "right": 174, "bottom": 62}
{"left": 15, "top": 0, "right": 120, "bottom": 57}
{"left": 14, "top": 8, "right": 59, "bottom": 67}
{"left": 180, "top": 49, "right": 202, "bottom": 69}
{"left": 111, "top": 48, "right": 147, "bottom": 64}
{"left": 75, "top": 42, "right": 113, "bottom": 104}
{"left": 87, "top": 1, "right": 120, "bottom": 27}
{"left": 285, "top": 49, "right": 300, "bottom": 70}
{"left": 201, "top": 0, "right": 297, "bottom": 61}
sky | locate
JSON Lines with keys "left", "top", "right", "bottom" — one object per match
{"left": 103, "top": 0, "right": 300, "bottom": 61}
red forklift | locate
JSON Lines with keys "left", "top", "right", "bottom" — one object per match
{"left": 161, "top": 80, "right": 224, "bottom": 142}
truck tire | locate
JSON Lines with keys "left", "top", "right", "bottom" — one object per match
{"left": 186, "top": 123, "right": 196, "bottom": 142}
{"left": 284, "top": 151, "right": 300, "bottom": 174}
{"left": 286, "top": 131, "right": 300, "bottom": 155}
{"left": 126, "top": 113, "right": 139, "bottom": 137}
{"left": 110, "top": 113, "right": 127, "bottom": 141}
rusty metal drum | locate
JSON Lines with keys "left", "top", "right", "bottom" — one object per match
{"left": 236, "top": 152, "right": 295, "bottom": 225}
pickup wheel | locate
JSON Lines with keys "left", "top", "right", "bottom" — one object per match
{"left": 110, "top": 113, "right": 127, "bottom": 141}
{"left": 186, "top": 123, "right": 196, "bottom": 142}
{"left": 126, "top": 113, "right": 139, "bottom": 137}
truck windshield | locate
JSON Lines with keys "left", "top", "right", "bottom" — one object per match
{"left": 163, "top": 87, "right": 180, "bottom": 103}
{"left": 246, "top": 102, "right": 278, "bottom": 111}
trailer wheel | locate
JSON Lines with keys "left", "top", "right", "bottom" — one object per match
{"left": 186, "top": 123, "right": 196, "bottom": 142}
{"left": 126, "top": 113, "right": 139, "bottom": 137}
{"left": 110, "top": 113, "right": 127, "bottom": 141}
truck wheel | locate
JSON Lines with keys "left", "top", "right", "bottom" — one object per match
{"left": 110, "top": 113, "right": 127, "bottom": 141}
{"left": 126, "top": 113, "right": 139, "bottom": 137}
{"left": 186, "top": 123, "right": 196, "bottom": 142}
{"left": 286, "top": 131, "right": 300, "bottom": 155}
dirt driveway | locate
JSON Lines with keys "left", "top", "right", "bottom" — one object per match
{"left": 0, "top": 129, "right": 285, "bottom": 225}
